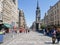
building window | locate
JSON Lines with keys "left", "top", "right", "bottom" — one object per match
{"left": 55, "top": 6, "right": 56, "bottom": 9}
{"left": 57, "top": 15, "right": 59, "bottom": 19}
{"left": 55, "top": 11, "right": 56, "bottom": 14}
{"left": 13, "top": 0, "right": 15, "bottom": 4}
{"left": 55, "top": 16, "right": 56, "bottom": 19}
{"left": 57, "top": 9, "right": 59, "bottom": 13}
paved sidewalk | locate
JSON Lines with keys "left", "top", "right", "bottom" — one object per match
{"left": 0, "top": 32, "right": 21, "bottom": 45}
{"left": 1, "top": 31, "right": 60, "bottom": 45}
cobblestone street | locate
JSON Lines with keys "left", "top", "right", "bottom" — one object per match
{"left": 1, "top": 31, "right": 60, "bottom": 45}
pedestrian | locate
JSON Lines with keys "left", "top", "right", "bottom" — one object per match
{"left": 1, "top": 28, "right": 5, "bottom": 35}
{"left": 46, "top": 28, "right": 49, "bottom": 36}
{"left": 56, "top": 27, "right": 60, "bottom": 44}
{"left": 28, "top": 30, "right": 30, "bottom": 33}
{"left": 43, "top": 29, "right": 46, "bottom": 35}
{"left": 26, "top": 29, "right": 29, "bottom": 33}
{"left": 51, "top": 27, "right": 56, "bottom": 44}
{"left": 26, "top": 29, "right": 27, "bottom": 33}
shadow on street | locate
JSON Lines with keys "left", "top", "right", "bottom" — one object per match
{"left": 45, "top": 41, "right": 52, "bottom": 44}
{"left": 45, "top": 41, "right": 59, "bottom": 44}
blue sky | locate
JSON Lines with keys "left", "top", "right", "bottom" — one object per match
{"left": 18, "top": 0, "right": 58, "bottom": 27}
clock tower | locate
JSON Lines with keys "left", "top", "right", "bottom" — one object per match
{"left": 36, "top": 0, "right": 41, "bottom": 31}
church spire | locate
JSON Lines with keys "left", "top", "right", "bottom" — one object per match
{"left": 37, "top": 0, "right": 40, "bottom": 9}
{"left": 35, "top": 0, "right": 41, "bottom": 30}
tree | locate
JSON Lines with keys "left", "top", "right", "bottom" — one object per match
{"left": 41, "top": 24, "right": 46, "bottom": 29}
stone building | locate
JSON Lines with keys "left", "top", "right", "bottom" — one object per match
{"left": 19, "top": 9, "right": 26, "bottom": 29}
{"left": 0, "top": 0, "right": 18, "bottom": 32}
{"left": 44, "top": 0, "right": 60, "bottom": 27}
{"left": 31, "top": 0, "right": 41, "bottom": 31}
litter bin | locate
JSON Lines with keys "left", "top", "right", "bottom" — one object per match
{"left": 0, "top": 32, "right": 4, "bottom": 43}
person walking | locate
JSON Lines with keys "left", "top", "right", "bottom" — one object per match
{"left": 51, "top": 27, "right": 56, "bottom": 44}
{"left": 26, "top": 29, "right": 28, "bottom": 33}
{"left": 56, "top": 27, "right": 60, "bottom": 44}
{"left": 43, "top": 29, "right": 46, "bottom": 35}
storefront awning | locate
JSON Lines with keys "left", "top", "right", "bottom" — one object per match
{"left": 3, "top": 23, "right": 12, "bottom": 28}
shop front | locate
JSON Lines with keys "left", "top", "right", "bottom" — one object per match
{"left": 2, "top": 23, "right": 12, "bottom": 33}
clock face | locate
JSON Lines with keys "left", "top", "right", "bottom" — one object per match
{"left": 36, "top": 13, "right": 40, "bottom": 17}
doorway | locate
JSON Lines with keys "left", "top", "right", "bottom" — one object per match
{"left": 36, "top": 23, "right": 39, "bottom": 30}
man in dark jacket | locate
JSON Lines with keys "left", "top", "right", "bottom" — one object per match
{"left": 56, "top": 27, "right": 60, "bottom": 43}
